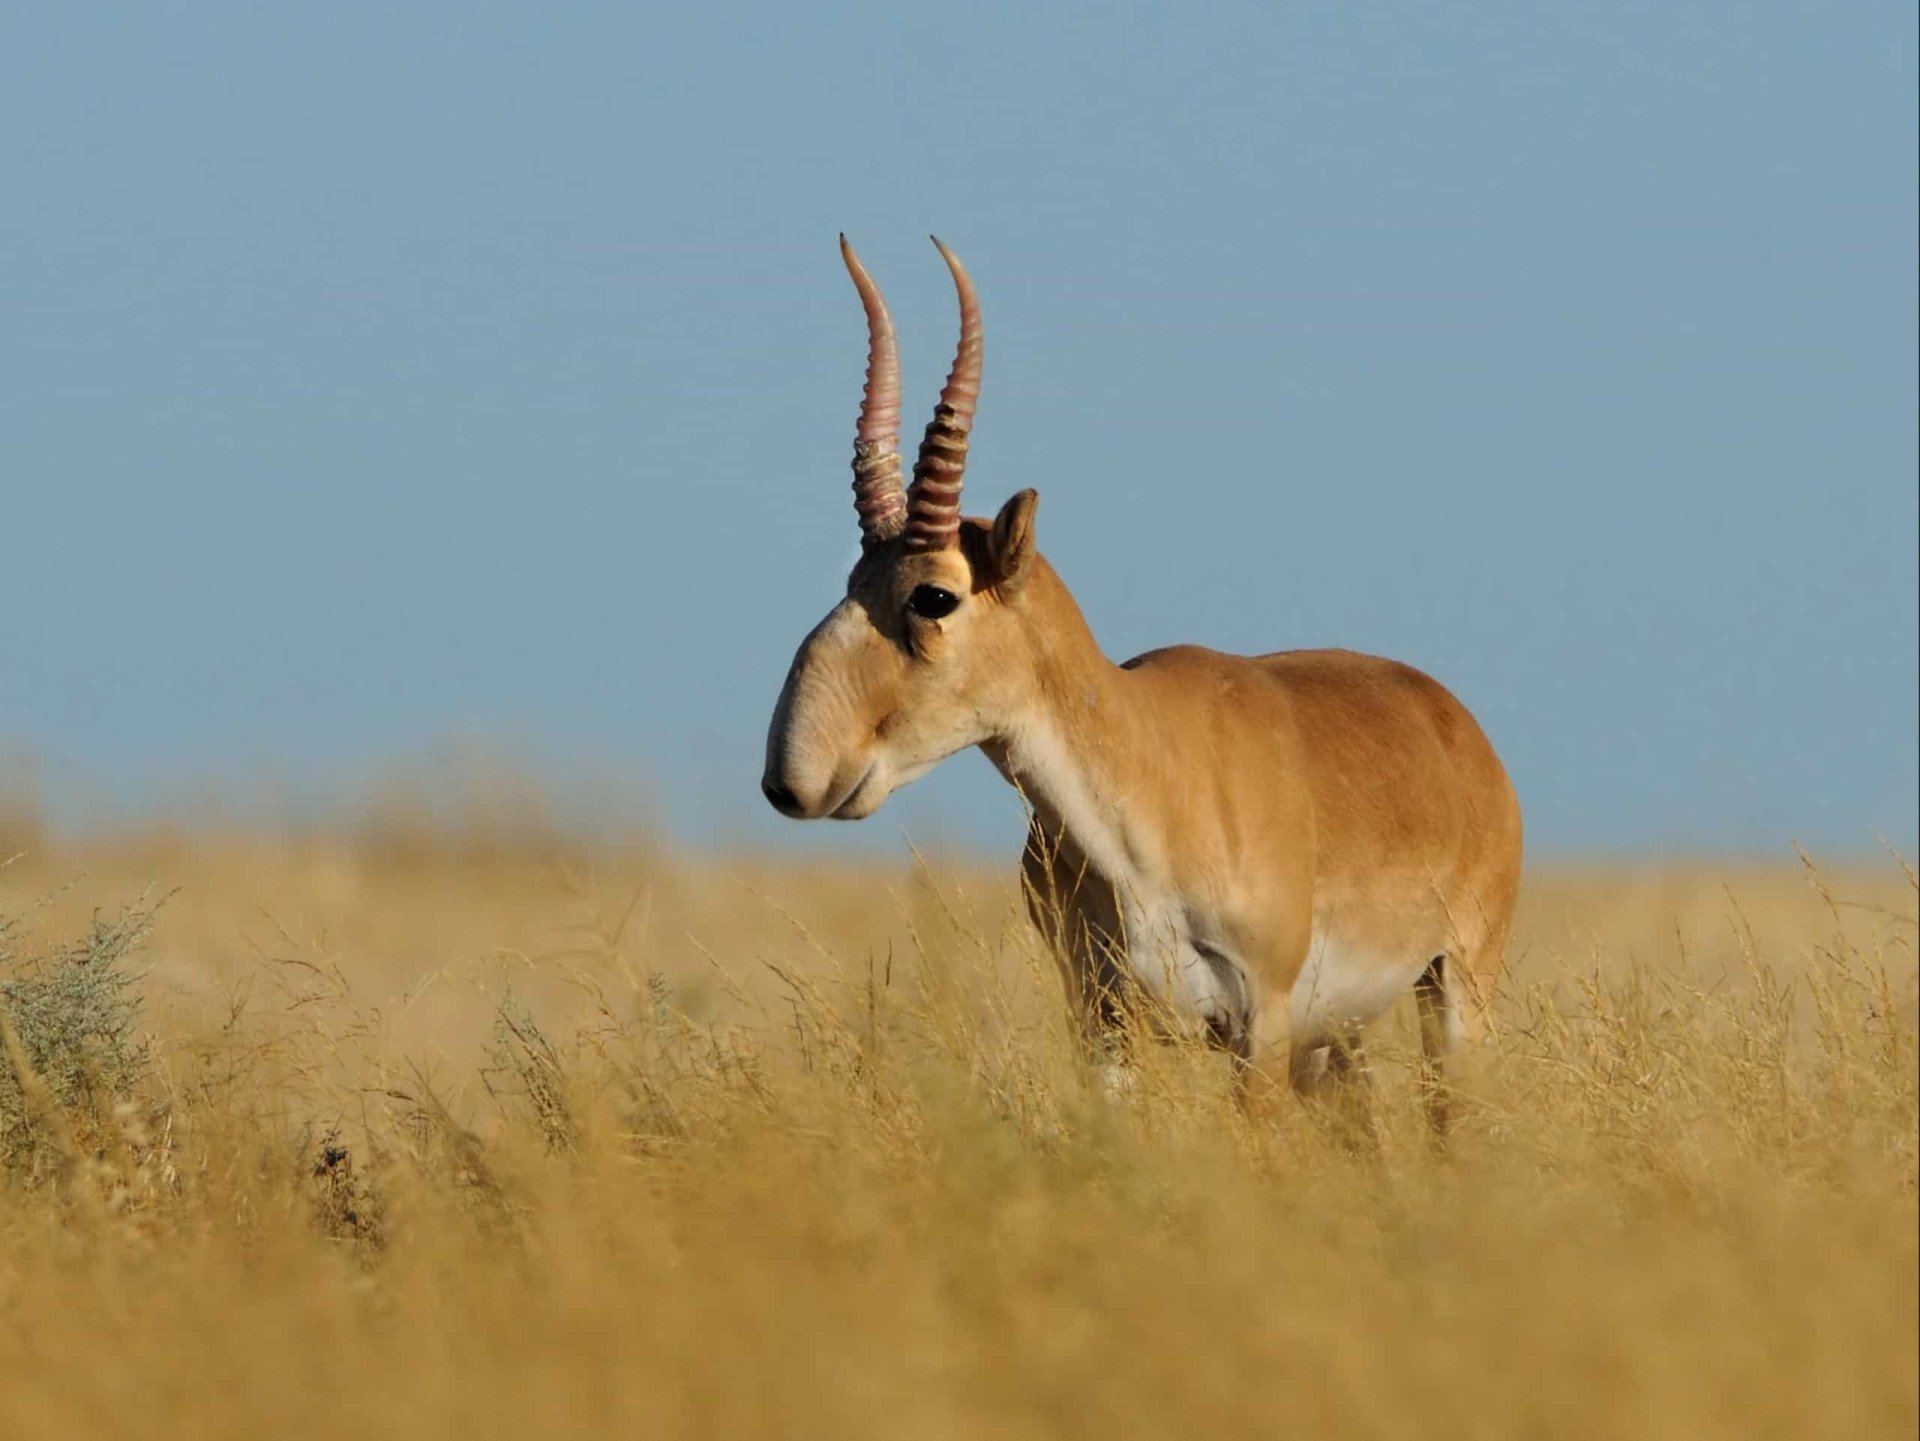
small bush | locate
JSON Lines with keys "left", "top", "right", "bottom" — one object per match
{"left": 0, "top": 895, "right": 162, "bottom": 1183}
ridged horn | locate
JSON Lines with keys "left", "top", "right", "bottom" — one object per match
{"left": 840, "top": 234, "right": 906, "bottom": 544}
{"left": 905, "top": 236, "right": 981, "bottom": 553}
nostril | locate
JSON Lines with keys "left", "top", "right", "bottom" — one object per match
{"left": 761, "top": 777, "right": 803, "bottom": 816}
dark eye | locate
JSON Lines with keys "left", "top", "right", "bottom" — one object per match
{"left": 907, "top": 585, "right": 960, "bottom": 621}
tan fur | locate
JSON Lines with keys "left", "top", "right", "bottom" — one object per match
{"left": 765, "top": 500, "right": 1522, "bottom": 1130}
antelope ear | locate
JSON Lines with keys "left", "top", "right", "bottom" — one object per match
{"left": 988, "top": 489, "right": 1039, "bottom": 593}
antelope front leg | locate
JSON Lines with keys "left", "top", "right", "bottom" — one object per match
{"left": 1021, "top": 822, "right": 1135, "bottom": 1094}
{"left": 1233, "top": 1045, "right": 1292, "bottom": 1132}
{"left": 1073, "top": 965, "right": 1136, "bottom": 1098}
{"left": 1286, "top": 1030, "right": 1383, "bottom": 1155}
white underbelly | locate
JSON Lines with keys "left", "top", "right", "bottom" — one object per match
{"left": 1289, "top": 932, "right": 1430, "bottom": 1045}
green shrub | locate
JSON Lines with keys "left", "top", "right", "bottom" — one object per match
{"left": 0, "top": 896, "right": 160, "bottom": 1182}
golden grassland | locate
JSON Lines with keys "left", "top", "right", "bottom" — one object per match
{"left": 0, "top": 812, "right": 1914, "bottom": 1440}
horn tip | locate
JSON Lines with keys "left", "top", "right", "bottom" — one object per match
{"left": 928, "top": 235, "right": 968, "bottom": 277}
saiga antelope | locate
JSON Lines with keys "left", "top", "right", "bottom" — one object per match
{"left": 762, "top": 237, "right": 1522, "bottom": 1131}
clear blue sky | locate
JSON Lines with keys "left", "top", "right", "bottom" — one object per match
{"left": 3, "top": 3, "right": 1914, "bottom": 858}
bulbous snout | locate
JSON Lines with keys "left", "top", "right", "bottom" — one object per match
{"left": 760, "top": 743, "right": 876, "bottom": 823}
{"left": 759, "top": 774, "right": 806, "bottom": 818}
{"left": 761, "top": 612, "right": 874, "bottom": 822}
{"left": 761, "top": 706, "right": 877, "bottom": 820}
{"left": 762, "top": 595, "right": 920, "bottom": 822}
{"left": 760, "top": 723, "right": 825, "bottom": 820}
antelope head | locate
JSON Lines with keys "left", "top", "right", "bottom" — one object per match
{"left": 762, "top": 237, "right": 1043, "bottom": 821}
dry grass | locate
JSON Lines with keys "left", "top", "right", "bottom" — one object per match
{"left": 0, "top": 820, "right": 1913, "bottom": 1440}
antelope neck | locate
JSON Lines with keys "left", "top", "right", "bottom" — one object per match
{"left": 979, "top": 590, "right": 1156, "bottom": 879}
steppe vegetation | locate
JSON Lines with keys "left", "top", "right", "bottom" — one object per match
{"left": 0, "top": 795, "right": 1913, "bottom": 1439}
